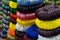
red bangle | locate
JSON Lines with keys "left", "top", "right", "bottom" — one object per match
{"left": 10, "top": 13, "right": 17, "bottom": 20}
{"left": 16, "top": 11, "right": 36, "bottom": 20}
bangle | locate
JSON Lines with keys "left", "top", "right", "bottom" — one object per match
{"left": 8, "top": 27, "right": 16, "bottom": 37}
{"left": 9, "top": 1, "right": 17, "bottom": 8}
{"left": 45, "top": 0, "right": 60, "bottom": 5}
{"left": 16, "top": 23, "right": 30, "bottom": 32}
{"left": 38, "top": 27, "right": 60, "bottom": 37}
{"left": 2, "top": 19, "right": 10, "bottom": 25}
{"left": 9, "top": 22, "right": 16, "bottom": 30}
{"left": 26, "top": 25, "right": 38, "bottom": 39}
{"left": 17, "top": 18, "right": 35, "bottom": 26}
{"left": 2, "top": 3, "right": 10, "bottom": 11}
{"left": 17, "top": 3, "right": 45, "bottom": 12}
{"left": 17, "top": 0, "right": 44, "bottom": 6}
{"left": 10, "top": 7, "right": 17, "bottom": 13}
{"left": 15, "top": 30, "right": 25, "bottom": 38}
{"left": 36, "top": 18, "right": 60, "bottom": 30}
{"left": 10, "top": 13, "right": 17, "bottom": 20}
{"left": 16, "top": 11, "right": 36, "bottom": 20}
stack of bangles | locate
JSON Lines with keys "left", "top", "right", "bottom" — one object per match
{"left": 9, "top": 0, "right": 17, "bottom": 13}
{"left": 16, "top": 11, "right": 36, "bottom": 26}
{"left": 35, "top": 5, "right": 60, "bottom": 39}
{"left": 17, "top": 0, "right": 44, "bottom": 12}
{"left": 45, "top": 0, "right": 60, "bottom": 6}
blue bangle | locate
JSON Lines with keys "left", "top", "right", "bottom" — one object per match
{"left": 26, "top": 25, "right": 38, "bottom": 39}
{"left": 17, "top": 0, "right": 44, "bottom": 6}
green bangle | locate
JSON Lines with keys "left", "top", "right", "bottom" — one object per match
{"left": 10, "top": 0, "right": 17, "bottom": 2}
{"left": 45, "top": 0, "right": 60, "bottom": 5}
{"left": 10, "top": 7, "right": 17, "bottom": 13}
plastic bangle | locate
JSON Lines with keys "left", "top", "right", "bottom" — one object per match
{"left": 15, "top": 30, "right": 25, "bottom": 38}
{"left": 2, "top": 19, "right": 10, "bottom": 25}
{"left": 16, "top": 23, "right": 30, "bottom": 32}
{"left": 26, "top": 25, "right": 38, "bottom": 39}
{"left": 3, "top": 9, "right": 10, "bottom": 16}
{"left": 3, "top": 14, "right": 10, "bottom": 21}
{"left": 10, "top": 7, "right": 17, "bottom": 13}
{"left": 38, "top": 27, "right": 60, "bottom": 37}
{"left": 45, "top": 0, "right": 60, "bottom": 5}
{"left": 35, "top": 5, "right": 60, "bottom": 21}
{"left": 17, "top": 18, "right": 35, "bottom": 26}
{"left": 17, "top": 0, "right": 44, "bottom": 6}
{"left": 2, "top": 3, "right": 10, "bottom": 11}
{"left": 9, "top": 1, "right": 17, "bottom": 8}
{"left": 36, "top": 18, "right": 60, "bottom": 30}
{"left": 17, "top": 3, "right": 45, "bottom": 12}
{"left": 7, "top": 33, "right": 16, "bottom": 40}
{"left": 9, "top": 22, "right": 16, "bottom": 30}
{"left": 10, "top": 0, "right": 17, "bottom": 2}
{"left": 8, "top": 27, "right": 16, "bottom": 37}
{"left": 16, "top": 11, "right": 36, "bottom": 20}
{"left": 10, "top": 13, "right": 17, "bottom": 20}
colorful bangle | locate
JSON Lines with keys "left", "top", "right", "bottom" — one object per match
{"left": 17, "top": 0, "right": 44, "bottom": 6}
{"left": 2, "top": 3, "right": 10, "bottom": 11}
{"left": 10, "top": 13, "right": 17, "bottom": 20}
{"left": 10, "top": 0, "right": 17, "bottom": 2}
{"left": 15, "top": 30, "right": 25, "bottom": 38}
{"left": 26, "top": 25, "right": 38, "bottom": 39}
{"left": 17, "top": 18, "right": 35, "bottom": 26}
{"left": 2, "top": 19, "right": 10, "bottom": 25}
{"left": 36, "top": 18, "right": 60, "bottom": 30}
{"left": 16, "top": 11, "right": 36, "bottom": 20}
{"left": 9, "top": 22, "right": 16, "bottom": 30}
{"left": 9, "top": 1, "right": 17, "bottom": 8}
{"left": 17, "top": 3, "right": 45, "bottom": 12}
{"left": 45, "top": 0, "right": 60, "bottom": 5}
{"left": 16, "top": 23, "right": 30, "bottom": 32}
{"left": 8, "top": 27, "right": 16, "bottom": 37}
{"left": 10, "top": 7, "right": 17, "bottom": 13}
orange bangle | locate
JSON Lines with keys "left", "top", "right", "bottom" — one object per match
{"left": 8, "top": 27, "right": 16, "bottom": 37}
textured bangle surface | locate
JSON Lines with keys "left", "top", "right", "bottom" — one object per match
{"left": 36, "top": 18, "right": 60, "bottom": 30}
{"left": 17, "top": 18, "right": 35, "bottom": 26}
{"left": 9, "top": 1, "right": 17, "bottom": 8}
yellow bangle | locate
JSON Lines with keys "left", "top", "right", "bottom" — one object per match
{"left": 9, "top": 1, "right": 17, "bottom": 8}
{"left": 17, "top": 18, "right": 36, "bottom": 26}
{"left": 9, "top": 22, "right": 16, "bottom": 30}
{"left": 36, "top": 18, "right": 60, "bottom": 30}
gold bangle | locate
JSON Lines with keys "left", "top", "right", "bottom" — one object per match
{"left": 36, "top": 18, "right": 60, "bottom": 30}
{"left": 9, "top": 1, "right": 17, "bottom": 8}
{"left": 9, "top": 22, "right": 16, "bottom": 30}
{"left": 17, "top": 18, "right": 36, "bottom": 26}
